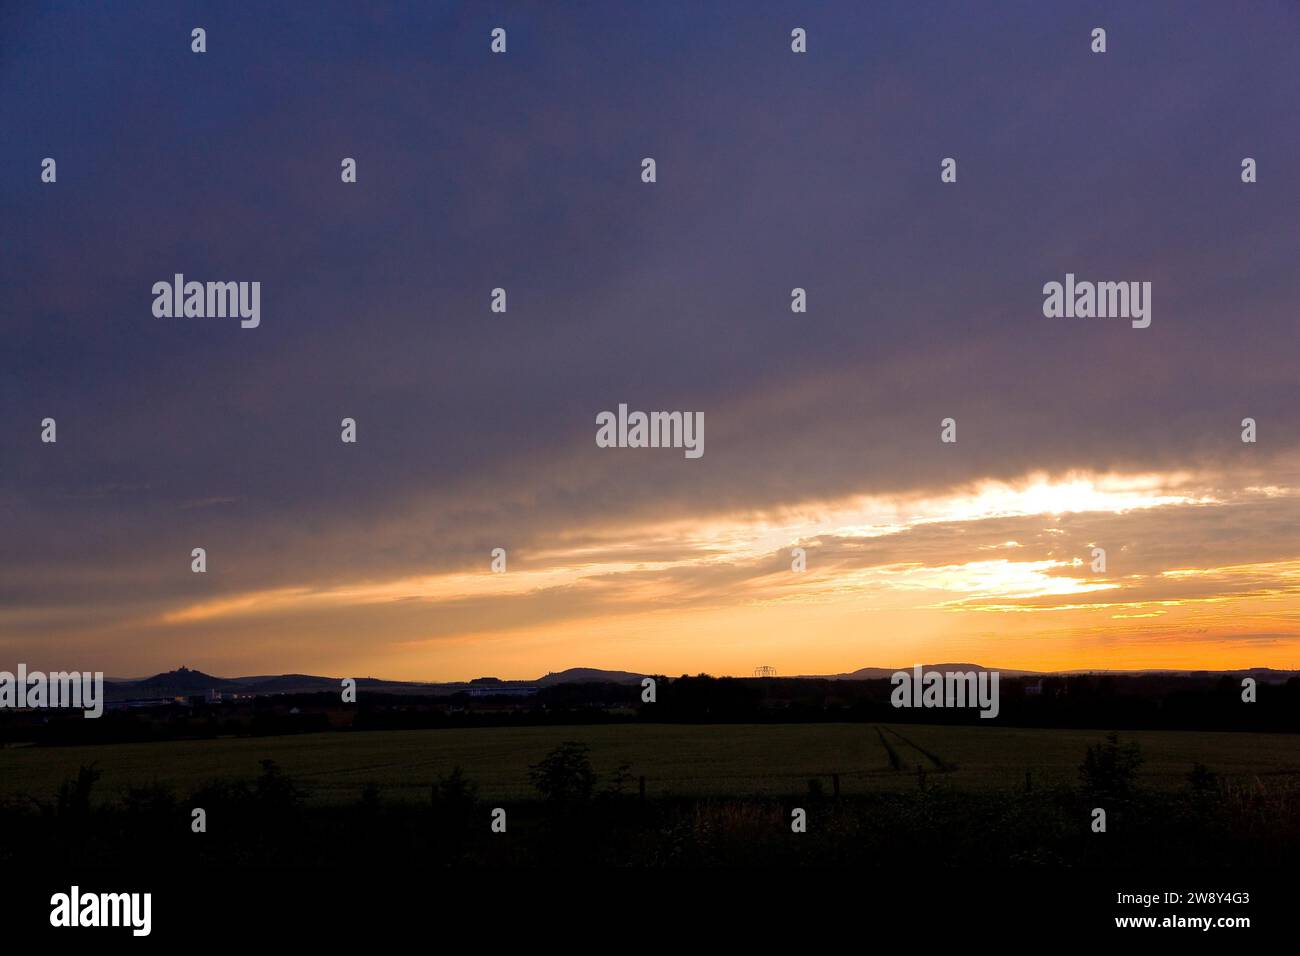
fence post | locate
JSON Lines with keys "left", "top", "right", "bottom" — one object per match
{"left": 832, "top": 773, "right": 840, "bottom": 798}
{"left": 638, "top": 775, "right": 646, "bottom": 802}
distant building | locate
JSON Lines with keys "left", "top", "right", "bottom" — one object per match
{"left": 466, "top": 684, "right": 538, "bottom": 698}
{"left": 104, "top": 697, "right": 184, "bottom": 711}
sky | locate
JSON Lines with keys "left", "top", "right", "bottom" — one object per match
{"left": 3, "top": 1, "right": 1300, "bottom": 680}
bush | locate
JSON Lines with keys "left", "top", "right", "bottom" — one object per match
{"left": 44, "top": 764, "right": 100, "bottom": 820}
{"left": 1079, "top": 733, "right": 1143, "bottom": 800}
{"left": 603, "top": 762, "right": 634, "bottom": 799}
{"left": 529, "top": 742, "right": 596, "bottom": 805}
{"left": 431, "top": 765, "right": 478, "bottom": 814}
{"left": 253, "top": 759, "right": 307, "bottom": 812}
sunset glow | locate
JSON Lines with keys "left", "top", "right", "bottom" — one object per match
{"left": 98, "top": 466, "right": 1300, "bottom": 680}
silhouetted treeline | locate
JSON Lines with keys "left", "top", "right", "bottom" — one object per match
{"left": 644, "top": 673, "right": 1300, "bottom": 732}
{"left": 3, "top": 674, "right": 1296, "bottom": 746}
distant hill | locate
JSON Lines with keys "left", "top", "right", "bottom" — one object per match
{"left": 234, "top": 674, "right": 350, "bottom": 694}
{"left": 99, "top": 662, "right": 1298, "bottom": 702}
{"left": 130, "top": 666, "right": 240, "bottom": 696}
{"left": 536, "top": 668, "right": 645, "bottom": 686}
{"left": 829, "top": 663, "right": 1039, "bottom": 680}
{"left": 103, "top": 668, "right": 450, "bottom": 701}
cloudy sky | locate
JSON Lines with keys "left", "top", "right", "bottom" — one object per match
{"left": 4, "top": 1, "right": 1300, "bottom": 679}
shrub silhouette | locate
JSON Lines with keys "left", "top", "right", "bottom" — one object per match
{"left": 1079, "top": 732, "right": 1143, "bottom": 800}
{"left": 253, "top": 759, "right": 306, "bottom": 812}
{"left": 38, "top": 764, "right": 101, "bottom": 821}
{"left": 529, "top": 741, "right": 596, "bottom": 805}
{"left": 188, "top": 759, "right": 306, "bottom": 820}
{"left": 603, "top": 762, "right": 634, "bottom": 799}
{"left": 431, "top": 765, "right": 478, "bottom": 814}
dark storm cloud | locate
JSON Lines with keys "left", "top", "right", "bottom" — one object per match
{"left": 3, "top": 1, "right": 1299, "bottom": 664}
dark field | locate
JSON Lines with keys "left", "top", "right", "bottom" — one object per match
{"left": 2, "top": 721, "right": 1297, "bottom": 805}
{"left": 3, "top": 721, "right": 1298, "bottom": 872}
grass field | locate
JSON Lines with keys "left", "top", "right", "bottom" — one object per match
{"left": 1, "top": 723, "right": 1297, "bottom": 806}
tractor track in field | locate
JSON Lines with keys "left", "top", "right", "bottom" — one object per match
{"left": 875, "top": 726, "right": 903, "bottom": 771}
{"left": 881, "top": 725, "right": 956, "bottom": 772}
